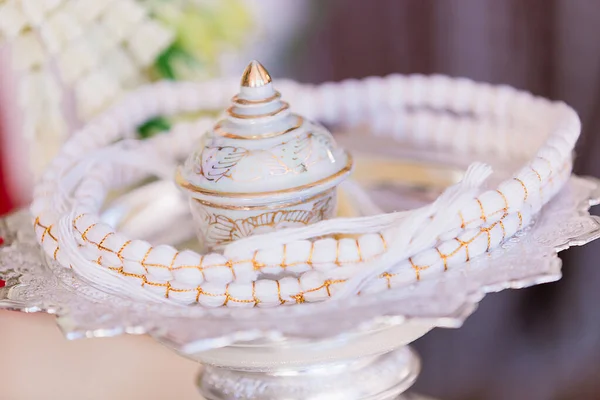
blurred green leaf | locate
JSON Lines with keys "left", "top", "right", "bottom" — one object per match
{"left": 137, "top": 116, "right": 172, "bottom": 139}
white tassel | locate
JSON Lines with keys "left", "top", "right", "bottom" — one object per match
{"left": 56, "top": 209, "right": 171, "bottom": 304}
{"left": 224, "top": 210, "right": 409, "bottom": 257}
{"left": 225, "top": 163, "right": 491, "bottom": 259}
{"left": 331, "top": 162, "right": 492, "bottom": 298}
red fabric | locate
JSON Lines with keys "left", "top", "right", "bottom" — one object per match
{"left": 0, "top": 164, "right": 12, "bottom": 215}
{"left": 0, "top": 106, "right": 14, "bottom": 216}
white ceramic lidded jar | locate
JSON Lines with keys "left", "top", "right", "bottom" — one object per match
{"left": 177, "top": 61, "right": 353, "bottom": 251}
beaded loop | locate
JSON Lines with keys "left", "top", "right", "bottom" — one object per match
{"left": 31, "top": 75, "right": 580, "bottom": 307}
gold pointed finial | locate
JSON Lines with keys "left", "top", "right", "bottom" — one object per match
{"left": 241, "top": 60, "right": 272, "bottom": 88}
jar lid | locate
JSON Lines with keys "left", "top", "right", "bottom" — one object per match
{"left": 177, "top": 61, "right": 352, "bottom": 204}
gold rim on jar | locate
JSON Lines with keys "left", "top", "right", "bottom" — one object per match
{"left": 176, "top": 155, "right": 353, "bottom": 199}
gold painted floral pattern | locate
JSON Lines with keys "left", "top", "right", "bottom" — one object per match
{"left": 198, "top": 131, "right": 336, "bottom": 183}
{"left": 201, "top": 195, "right": 335, "bottom": 246}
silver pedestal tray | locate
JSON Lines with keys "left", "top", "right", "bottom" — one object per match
{"left": 1, "top": 175, "right": 599, "bottom": 400}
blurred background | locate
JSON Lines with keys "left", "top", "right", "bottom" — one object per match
{"left": 2, "top": 1, "right": 600, "bottom": 399}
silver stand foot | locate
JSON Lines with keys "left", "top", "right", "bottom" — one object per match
{"left": 198, "top": 346, "right": 420, "bottom": 400}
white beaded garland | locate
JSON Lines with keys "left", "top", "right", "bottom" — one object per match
{"left": 30, "top": 74, "right": 580, "bottom": 308}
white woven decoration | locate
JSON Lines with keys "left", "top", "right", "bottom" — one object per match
{"left": 30, "top": 74, "right": 580, "bottom": 308}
